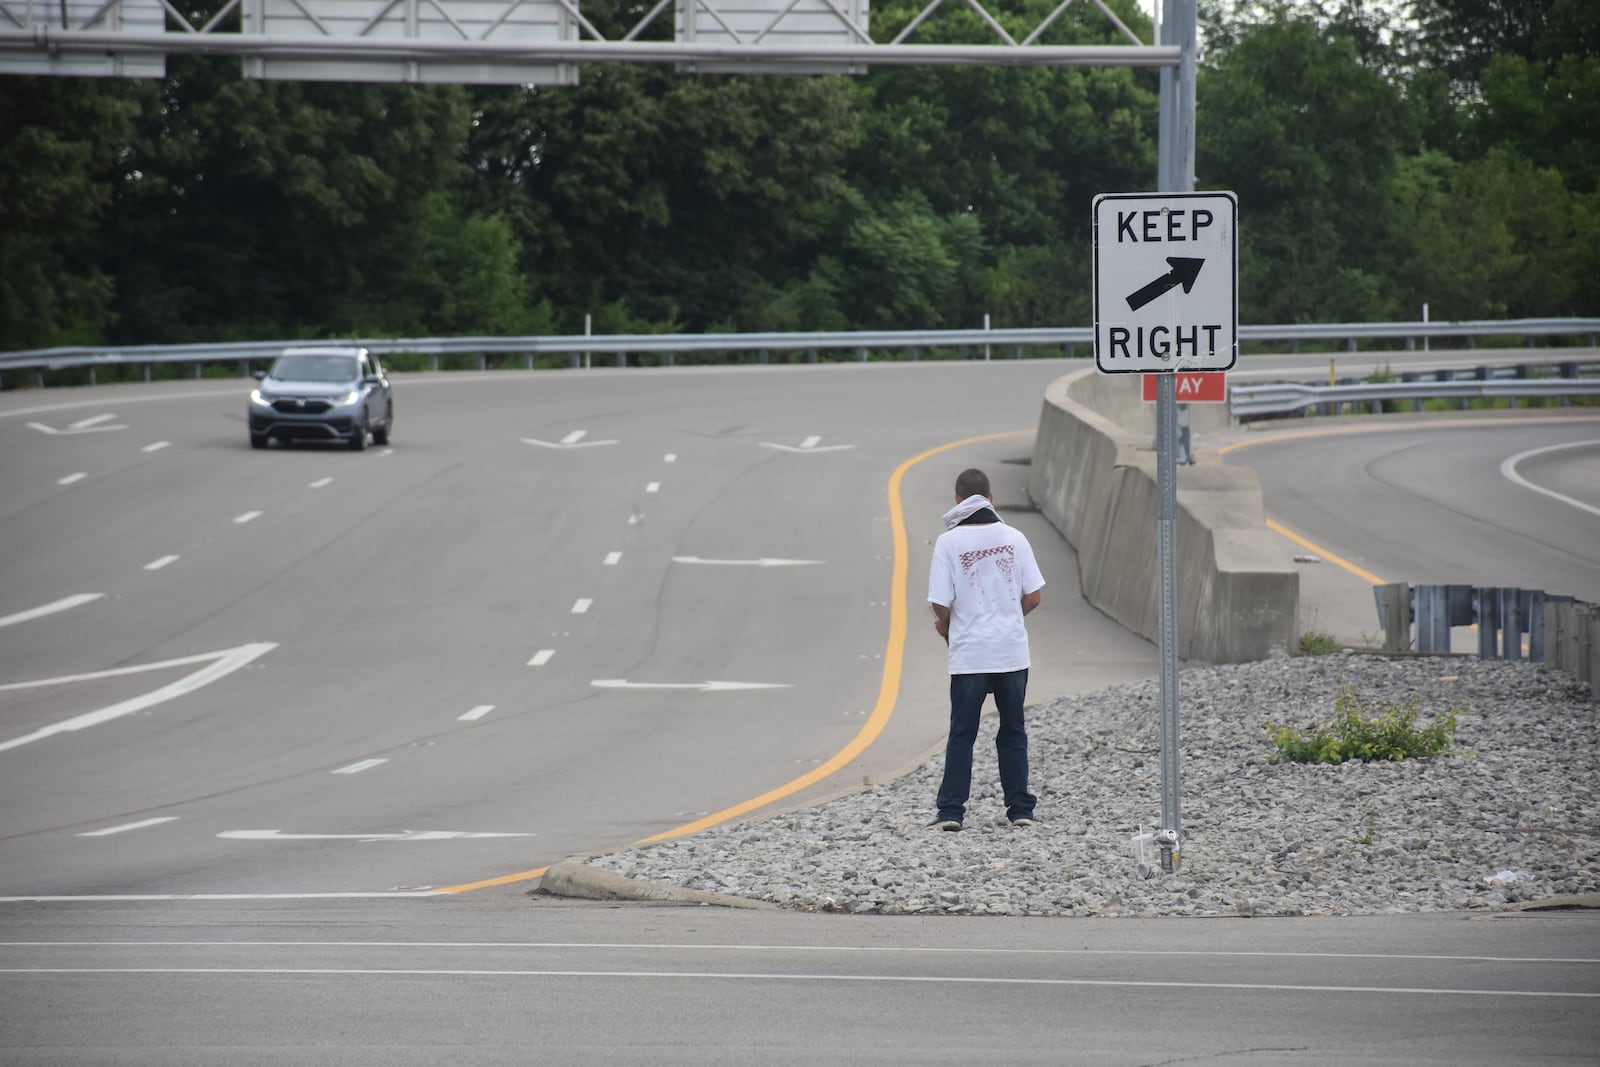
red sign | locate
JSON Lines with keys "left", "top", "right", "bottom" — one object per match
{"left": 1141, "top": 372, "right": 1227, "bottom": 403}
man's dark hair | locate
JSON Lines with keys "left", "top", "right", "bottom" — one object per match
{"left": 955, "top": 468, "right": 990, "bottom": 498}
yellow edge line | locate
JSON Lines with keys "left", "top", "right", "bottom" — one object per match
{"left": 1218, "top": 427, "right": 1392, "bottom": 588}
{"left": 436, "top": 429, "right": 1030, "bottom": 894}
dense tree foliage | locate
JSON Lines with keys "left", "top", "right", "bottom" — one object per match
{"left": 0, "top": 0, "right": 1594, "bottom": 350}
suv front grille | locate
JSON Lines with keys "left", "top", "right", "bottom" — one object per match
{"left": 272, "top": 398, "right": 334, "bottom": 414}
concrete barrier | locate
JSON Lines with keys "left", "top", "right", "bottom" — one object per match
{"left": 1028, "top": 368, "right": 1297, "bottom": 663}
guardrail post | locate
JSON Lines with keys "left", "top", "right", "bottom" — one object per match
{"left": 758, "top": 349, "right": 769, "bottom": 364}
{"left": 192, "top": 363, "right": 200, "bottom": 379}
{"left": 1401, "top": 371, "right": 1422, "bottom": 411}
{"left": 237, "top": 360, "right": 248, "bottom": 377}
{"left": 807, "top": 348, "right": 818, "bottom": 364}
{"left": 619, "top": 351, "right": 627, "bottom": 368}
{"left": 1560, "top": 362, "right": 1577, "bottom": 406}
{"left": 524, "top": 353, "right": 533, "bottom": 370}
{"left": 88, "top": 367, "right": 96, "bottom": 386}
{"left": 429, "top": 355, "right": 439, "bottom": 371}
{"left": 1013, "top": 344, "right": 1023, "bottom": 360}
{"left": 1527, "top": 590, "right": 1547, "bottom": 662}
{"left": 1475, "top": 588, "right": 1499, "bottom": 658}
{"left": 1417, "top": 585, "right": 1450, "bottom": 653}
{"left": 1502, "top": 588, "right": 1523, "bottom": 660}
{"left": 858, "top": 347, "right": 868, "bottom": 363}
{"left": 665, "top": 352, "right": 674, "bottom": 367}
{"left": 476, "top": 353, "right": 486, "bottom": 371}
{"left": 1376, "top": 582, "right": 1410, "bottom": 652}
{"left": 908, "top": 346, "right": 919, "bottom": 362}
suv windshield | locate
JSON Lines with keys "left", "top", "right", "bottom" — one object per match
{"left": 270, "top": 355, "right": 359, "bottom": 383}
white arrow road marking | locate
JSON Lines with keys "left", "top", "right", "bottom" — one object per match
{"left": 759, "top": 435, "right": 856, "bottom": 453}
{"left": 591, "top": 679, "right": 791, "bottom": 692}
{"left": 217, "top": 830, "right": 533, "bottom": 842}
{"left": 26, "top": 416, "right": 129, "bottom": 435}
{"left": 0, "top": 593, "right": 104, "bottom": 629}
{"left": 672, "top": 556, "right": 823, "bottom": 568}
{"left": 0, "top": 642, "right": 277, "bottom": 754}
{"left": 522, "top": 429, "right": 618, "bottom": 449}
{"left": 77, "top": 817, "right": 179, "bottom": 837}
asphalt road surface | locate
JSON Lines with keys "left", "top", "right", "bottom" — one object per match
{"left": 3, "top": 360, "right": 1596, "bottom": 1064}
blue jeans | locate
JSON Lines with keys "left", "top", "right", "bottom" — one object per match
{"left": 936, "top": 669, "right": 1035, "bottom": 823}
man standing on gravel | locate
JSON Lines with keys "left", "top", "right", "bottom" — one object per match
{"left": 928, "top": 467, "right": 1045, "bottom": 831}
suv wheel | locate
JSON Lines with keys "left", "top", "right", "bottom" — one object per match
{"left": 349, "top": 414, "right": 368, "bottom": 451}
{"left": 250, "top": 432, "right": 269, "bottom": 450}
{"left": 372, "top": 407, "right": 391, "bottom": 446}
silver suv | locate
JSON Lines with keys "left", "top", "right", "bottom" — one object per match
{"left": 248, "top": 346, "right": 393, "bottom": 451}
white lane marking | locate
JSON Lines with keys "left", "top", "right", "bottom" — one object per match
{"left": 664, "top": 453, "right": 677, "bottom": 463}
{"left": 57, "top": 472, "right": 87, "bottom": 486}
{"left": 380, "top": 448, "right": 394, "bottom": 457}
{"left": 0, "top": 967, "right": 1586, "bottom": 998}
{"left": 603, "top": 551, "right": 622, "bottom": 566}
{"left": 76, "top": 817, "right": 179, "bottom": 838}
{"left": 141, "top": 441, "right": 170, "bottom": 453}
{"left": 71, "top": 414, "right": 117, "bottom": 430}
{"left": 0, "top": 892, "right": 447, "bottom": 902}
{"left": 1500, "top": 439, "right": 1600, "bottom": 518}
{"left": 591, "top": 679, "right": 791, "bottom": 692}
{"left": 528, "top": 649, "right": 555, "bottom": 667}
{"left": 759, "top": 436, "right": 855, "bottom": 453}
{"left": 234, "top": 510, "right": 262, "bottom": 524}
{"left": 309, "top": 477, "right": 333, "bottom": 489}
{"left": 0, "top": 642, "right": 277, "bottom": 754}
{"left": 458, "top": 705, "right": 495, "bottom": 722}
{"left": 645, "top": 481, "right": 660, "bottom": 494}
{"left": 143, "top": 555, "right": 179, "bottom": 571}
{"left": 672, "top": 556, "right": 823, "bottom": 568}
{"left": 571, "top": 598, "right": 592, "bottom": 614}
{"left": 0, "top": 593, "right": 104, "bottom": 629}
{"left": 5, "top": 943, "right": 1597, "bottom": 966}
{"left": 332, "top": 759, "right": 387, "bottom": 775}
{"left": 27, "top": 420, "right": 128, "bottom": 435}
{"left": 522, "top": 434, "right": 618, "bottom": 450}
{"left": 217, "top": 830, "right": 532, "bottom": 841}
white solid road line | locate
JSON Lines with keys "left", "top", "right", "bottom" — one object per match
{"left": 57, "top": 472, "right": 87, "bottom": 485}
{"left": 143, "top": 555, "right": 180, "bottom": 571}
{"left": 234, "top": 510, "right": 262, "bottom": 524}
{"left": 142, "top": 441, "right": 170, "bottom": 453}
{"left": 603, "top": 551, "right": 622, "bottom": 566}
{"left": 0, "top": 892, "right": 448, "bottom": 902}
{"left": 72, "top": 414, "right": 117, "bottom": 429}
{"left": 0, "top": 593, "right": 104, "bottom": 629}
{"left": 1500, "top": 439, "right": 1600, "bottom": 518}
{"left": 76, "top": 817, "right": 179, "bottom": 837}
{"left": 592, "top": 679, "right": 791, "bottom": 692}
{"left": 672, "top": 556, "right": 823, "bottom": 567}
{"left": 331, "top": 759, "right": 388, "bottom": 775}
{"left": 571, "top": 598, "right": 592, "bottom": 614}
{"left": 217, "top": 830, "right": 532, "bottom": 841}
{"left": 0, "top": 642, "right": 277, "bottom": 754}
{"left": 528, "top": 649, "right": 555, "bottom": 667}
{"left": 458, "top": 705, "right": 495, "bottom": 722}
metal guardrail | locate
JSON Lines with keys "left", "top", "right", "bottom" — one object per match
{"left": 1230, "top": 370, "right": 1600, "bottom": 419}
{"left": 1373, "top": 583, "right": 1597, "bottom": 698}
{"left": 3, "top": 317, "right": 1598, "bottom": 383}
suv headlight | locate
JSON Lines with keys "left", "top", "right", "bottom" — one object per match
{"left": 249, "top": 389, "right": 273, "bottom": 406}
{"left": 334, "top": 389, "right": 362, "bottom": 406}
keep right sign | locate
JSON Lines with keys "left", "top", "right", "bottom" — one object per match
{"left": 1093, "top": 191, "right": 1238, "bottom": 374}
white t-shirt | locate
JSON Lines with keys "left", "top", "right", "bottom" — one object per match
{"left": 928, "top": 517, "right": 1045, "bottom": 675}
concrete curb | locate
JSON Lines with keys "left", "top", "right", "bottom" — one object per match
{"left": 534, "top": 860, "right": 779, "bottom": 909}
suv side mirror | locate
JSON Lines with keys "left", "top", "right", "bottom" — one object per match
{"left": 252, "top": 370, "right": 267, "bottom": 380}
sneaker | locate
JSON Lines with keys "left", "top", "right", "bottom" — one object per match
{"left": 1010, "top": 817, "right": 1037, "bottom": 827}
{"left": 931, "top": 819, "right": 962, "bottom": 832}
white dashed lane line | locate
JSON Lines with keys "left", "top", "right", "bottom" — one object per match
{"left": 143, "top": 555, "right": 179, "bottom": 571}
{"left": 645, "top": 481, "right": 660, "bottom": 493}
{"left": 234, "top": 511, "right": 262, "bottom": 524}
{"left": 332, "top": 759, "right": 387, "bottom": 775}
{"left": 603, "top": 551, "right": 622, "bottom": 566}
{"left": 57, "top": 472, "right": 87, "bottom": 486}
{"left": 458, "top": 705, "right": 495, "bottom": 722}
{"left": 309, "top": 477, "right": 333, "bottom": 489}
{"left": 76, "top": 817, "right": 178, "bottom": 838}
{"left": 571, "top": 599, "right": 592, "bottom": 614}
{"left": 528, "top": 649, "right": 554, "bottom": 667}
{"left": 664, "top": 453, "right": 677, "bottom": 463}
{"left": 141, "top": 441, "right": 169, "bottom": 453}
{"left": 0, "top": 593, "right": 105, "bottom": 629}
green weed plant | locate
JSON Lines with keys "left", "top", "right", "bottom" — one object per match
{"left": 1268, "top": 684, "right": 1459, "bottom": 765}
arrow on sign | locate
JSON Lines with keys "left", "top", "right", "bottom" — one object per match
{"left": 592, "top": 679, "right": 791, "bottom": 692}
{"left": 217, "top": 830, "right": 533, "bottom": 841}
{"left": 672, "top": 556, "right": 823, "bottom": 568}
{"left": 1125, "top": 257, "right": 1205, "bottom": 312}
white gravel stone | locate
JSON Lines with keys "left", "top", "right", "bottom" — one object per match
{"left": 587, "top": 655, "right": 1598, "bottom": 916}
